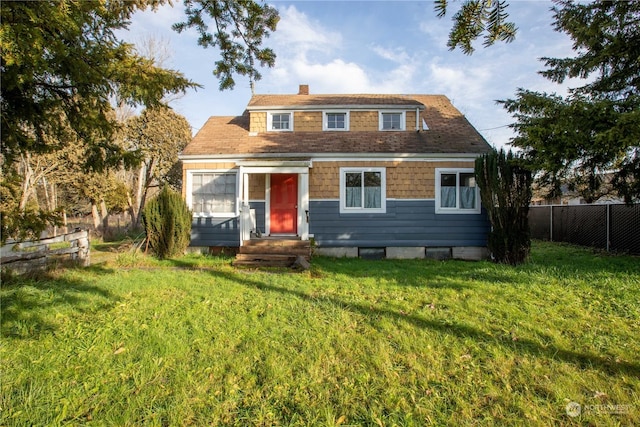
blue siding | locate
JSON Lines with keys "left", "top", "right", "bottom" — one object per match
{"left": 191, "top": 217, "right": 240, "bottom": 246}
{"left": 189, "top": 201, "right": 265, "bottom": 247}
{"left": 309, "top": 200, "right": 489, "bottom": 247}
{"left": 190, "top": 200, "right": 489, "bottom": 248}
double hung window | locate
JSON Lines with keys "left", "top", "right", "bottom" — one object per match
{"left": 435, "top": 169, "right": 480, "bottom": 213}
{"left": 340, "top": 168, "right": 386, "bottom": 213}
{"left": 268, "top": 112, "right": 292, "bottom": 131}
{"left": 323, "top": 111, "right": 349, "bottom": 131}
{"left": 379, "top": 111, "right": 405, "bottom": 130}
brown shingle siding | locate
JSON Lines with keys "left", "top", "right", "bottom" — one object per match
{"left": 294, "top": 111, "right": 322, "bottom": 132}
{"left": 308, "top": 160, "right": 476, "bottom": 200}
{"left": 249, "top": 112, "right": 266, "bottom": 133}
{"left": 350, "top": 111, "right": 378, "bottom": 131}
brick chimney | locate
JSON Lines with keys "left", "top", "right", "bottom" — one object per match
{"left": 298, "top": 84, "right": 309, "bottom": 95}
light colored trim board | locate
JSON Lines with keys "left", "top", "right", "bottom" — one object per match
{"left": 434, "top": 167, "right": 481, "bottom": 214}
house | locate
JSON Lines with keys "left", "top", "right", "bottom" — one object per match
{"left": 179, "top": 85, "right": 492, "bottom": 263}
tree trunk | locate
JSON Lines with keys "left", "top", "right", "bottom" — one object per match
{"left": 127, "top": 193, "right": 137, "bottom": 229}
{"left": 91, "top": 202, "right": 100, "bottom": 229}
{"left": 134, "top": 165, "right": 146, "bottom": 227}
{"left": 19, "top": 154, "right": 35, "bottom": 211}
{"left": 136, "top": 159, "right": 155, "bottom": 227}
{"left": 62, "top": 209, "right": 68, "bottom": 234}
{"left": 100, "top": 199, "right": 109, "bottom": 234}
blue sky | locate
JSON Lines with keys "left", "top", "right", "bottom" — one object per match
{"left": 120, "top": 0, "right": 583, "bottom": 150}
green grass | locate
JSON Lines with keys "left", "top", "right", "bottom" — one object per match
{"left": 1, "top": 242, "right": 638, "bottom": 426}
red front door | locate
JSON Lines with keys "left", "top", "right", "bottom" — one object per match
{"left": 270, "top": 174, "right": 298, "bottom": 234}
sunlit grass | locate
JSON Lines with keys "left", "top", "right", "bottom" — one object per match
{"left": 1, "top": 242, "right": 638, "bottom": 426}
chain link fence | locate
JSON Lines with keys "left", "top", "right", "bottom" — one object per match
{"left": 529, "top": 203, "right": 640, "bottom": 255}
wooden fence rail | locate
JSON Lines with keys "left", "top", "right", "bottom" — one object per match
{"left": 0, "top": 229, "right": 90, "bottom": 273}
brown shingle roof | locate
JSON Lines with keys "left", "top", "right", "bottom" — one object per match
{"left": 247, "top": 93, "right": 425, "bottom": 108}
{"left": 181, "top": 95, "right": 491, "bottom": 156}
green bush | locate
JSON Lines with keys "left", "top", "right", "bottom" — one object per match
{"left": 142, "top": 186, "right": 191, "bottom": 259}
{"left": 475, "top": 149, "right": 533, "bottom": 265}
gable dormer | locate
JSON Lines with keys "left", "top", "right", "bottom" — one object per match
{"left": 247, "top": 85, "right": 424, "bottom": 134}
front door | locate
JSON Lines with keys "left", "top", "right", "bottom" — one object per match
{"left": 270, "top": 174, "right": 298, "bottom": 234}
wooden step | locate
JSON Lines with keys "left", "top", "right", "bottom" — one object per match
{"left": 234, "top": 239, "right": 311, "bottom": 267}
{"left": 239, "top": 245, "right": 311, "bottom": 255}
{"left": 232, "top": 254, "right": 298, "bottom": 267}
{"left": 242, "top": 239, "right": 308, "bottom": 248}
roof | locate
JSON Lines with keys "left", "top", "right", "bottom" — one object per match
{"left": 181, "top": 94, "right": 492, "bottom": 157}
{"left": 247, "top": 93, "right": 425, "bottom": 109}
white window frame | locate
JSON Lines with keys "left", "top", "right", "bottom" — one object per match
{"left": 323, "top": 111, "right": 349, "bottom": 131}
{"left": 339, "top": 167, "right": 387, "bottom": 214}
{"left": 267, "top": 111, "right": 293, "bottom": 132}
{"left": 186, "top": 170, "right": 239, "bottom": 217}
{"left": 379, "top": 111, "right": 406, "bottom": 131}
{"left": 435, "top": 168, "right": 481, "bottom": 214}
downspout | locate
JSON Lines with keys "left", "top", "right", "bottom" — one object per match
{"left": 415, "top": 107, "right": 420, "bottom": 131}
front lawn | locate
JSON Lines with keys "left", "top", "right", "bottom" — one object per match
{"left": 1, "top": 242, "right": 638, "bottom": 426}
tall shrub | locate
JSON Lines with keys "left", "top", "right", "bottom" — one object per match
{"left": 475, "top": 149, "right": 533, "bottom": 265}
{"left": 142, "top": 186, "right": 191, "bottom": 259}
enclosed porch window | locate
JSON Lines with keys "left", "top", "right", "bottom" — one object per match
{"left": 191, "top": 172, "right": 237, "bottom": 216}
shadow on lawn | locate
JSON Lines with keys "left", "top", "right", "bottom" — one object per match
{"left": 177, "top": 261, "right": 640, "bottom": 378}
{"left": 1, "top": 265, "right": 119, "bottom": 339}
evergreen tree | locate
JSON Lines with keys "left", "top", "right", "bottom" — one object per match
{"left": 435, "top": 0, "right": 517, "bottom": 54}
{"left": 1, "top": 0, "right": 278, "bottom": 239}
{"left": 500, "top": 0, "right": 640, "bottom": 203}
{"left": 475, "top": 149, "right": 532, "bottom": 265}
{"left": 142, "top": 186, "right": 192, "bottom": 259}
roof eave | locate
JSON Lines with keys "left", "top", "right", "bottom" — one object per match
{"left": 246, "top": 104, "right": 425, "bottom": 111}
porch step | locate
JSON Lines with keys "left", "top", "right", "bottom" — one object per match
{"left": 233, "top": 254, "right": 298, "bottom": 267}
{"left": 233, "top": 238, "right": 311, "bottom": 267}
{"left": 239, "top": 242, "right": 310, "bottom": 256}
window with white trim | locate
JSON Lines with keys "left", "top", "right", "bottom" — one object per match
{"left": 190, "top": 172, "right": 237, "bottom": 216}
{"left": 323, "top": 111, "right": 349, "bottom": 131}
{"left": 379, "top": 111, "right": 405, "bottom": 130}
{"left": 340, "top": 168, "right": 386, "bottom": 213}
{"left": 435, "top": 168, "right": 480, "bottom": 214}
{"left": 267, "top": 112, "right": 292, "bottom": 131}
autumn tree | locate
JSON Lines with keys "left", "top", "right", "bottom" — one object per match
{"left": 500, "top": 0, "right": 640, "bottom": 203}
{"left": 125, "top": 106, "right": 192, "bottom": 226}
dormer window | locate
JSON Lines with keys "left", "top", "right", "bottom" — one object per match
{"left": 268, "top": 112, "right": 293, "bottom": 131}
{"left": 379, "top": 111, "right": 405, "bottom": 131}
{"left": 323, "top": 111, "right": 349, "bottom": 131}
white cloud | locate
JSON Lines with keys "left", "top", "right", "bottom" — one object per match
{"left": 426, "top": 62, "right": 492, "bottom": 108}
{"left": 272, "top": 5, "right": 342, "bottom": 54}
{"left": 371, "top": 45, "right": 410, "bottom": 64}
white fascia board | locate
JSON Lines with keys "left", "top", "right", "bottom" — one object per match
{"left": 181, "top": 152, "right": 482, "bottom": 162}
{"left": 236, "top": 159, "right": 312, "bottom": 168}
{"left": 247, "top": 104, "right": 425, "bottom": 112}
{"left": 309, "top": 153, "right": 482, "bottom": 161}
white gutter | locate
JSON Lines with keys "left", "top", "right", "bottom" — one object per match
{"left": 246, "top": 104, "right": 425, "bottom": 112}
{"left": 179, "top": 152, "right": 484, "bottom": 161}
